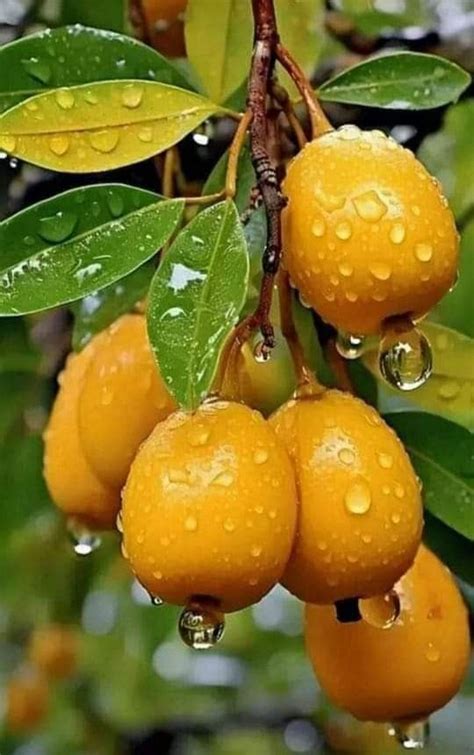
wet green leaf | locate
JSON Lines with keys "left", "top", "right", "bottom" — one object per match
{"left": 0, "top": 196, "right": 184, "bottom": 315}
{"left": 61, "top": 0, "right": 127, "bottom": 32}
{"left": 424, "top": 514, "right": 474, "bottom": 586}
{"left": 430, "top": 222, "right": 474, "bottom": 339}
{"left": 71, "top": 262, "right": 154, "bottom": 351}
{"left": 0, "top": 81, "right": 218, "bottom": 173}
{"left": 275, "top": 0, "right": 325, "bottom": 100}
{"left": 385, "top": 412, "right": 473, "bottom": 541}
{"left": 319, "top": 53, "right": 471, "bottom": 110}
{"left": 147, "top": 200, "right": 249, "bottom": 410}
{"left": 0, "top": 25, "right": 191, "bottom": 115}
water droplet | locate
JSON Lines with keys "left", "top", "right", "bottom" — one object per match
{"left": 312, "top": 218, "right": 326, "bottom": 237}
{"left": 22, "top": 57, "right": 51, "bottom": 84}
{"left": 188, "top": 427, "right": 210, "bottom": 446}
{"left": 377, "top": 452, "right": 393, "bottom": 469}
{"left": 107, "top": 192, "right": 124, "bottom": 218}
{"left": 55, "top": 89, "right": 75, "bottom": 110}
{"left": 390, "top": 223, "right": 406, "bottom": 244}
{"left": 251, "top": 545, "right": 262, "bottom": 558}
{"left": 168, "top": 468, "right": 188, "bottom": 484}
{"left": 67, "top": 518, "right": 101, "bottom": 556}
{"left": 414, "top": 243, "right": 433, "bottom": 262}
{"left": 379, "top": 318, "right": 432, "bottom": 391}
{"left": 391, "top": 512, "right": 401, "bottom": 524}
{"left": 38, "top": 211, "right": 78, "bottom": 243}
{"left": 412, "top": 205, "right": 421, "bottom": 216}
{"left": 0, "top": 135, "right": 17, "bottom": 152}
{"left": 345, "top": 290, "right": 358, "bottom": 302}
{"left": 360, "top": 590, "right": 401, "bottom": 629}
{"left": 390, "top": 719, "right": 429, "bottom": 750}
{"left": 179, "top": 600, "right": 225, "bottom": 650}
{"left": 223, "top": 518, "right": 235, "bottom": 532}
{"left": 212, "top": 471, "right": 234, "bottom": 488}
{"left": 151, "top": 595, "right": 164, "bottom": 606}
{"left": 361, "top": 533, "right": 372, "bottom": 544}
{"left": 338, "top": 124, "right": 361, "bottom": 140}
{"left": 335, "top": 221, "right": 352, "bottom": 240}
{"left": 84, "top": 90, "right": 99, "bottom": 105}
{"left": 253, "top": 341, "right": 271, "bottom": 363}
{"left": 352, "top": 190, "right": 388, "bottom": 222}
{"left": 88, "top": 129, "right": 120, "bottom": 153}
{"left": 336, "top": 332, "right": 365, "bottom": 360}
{"left": 314, "top": 187, "right": 345, "bottom": 212}
{"left": 138, "top": 127, "right": 153, "bottom": 143}
{"left": 49, "top": 134, "right": 70, "bottom": 156}
{"left": 338, "top": 448, "right": 355, "bottom": 466}
{"left": 369, "top": 262, "right": 391, "bottom": 281}
{"left": 185, "top": 515, "right": 198, "bottom": 532}
{"left": 437, "top": 380, "right": 461, "bottom": 400}
{"left": 254, "top": 449, "right": 269, "bottom": 465}
{"left": 394, "top": 484, "right": 405, "bottom": 499}
{"left": 344, "top": 479, "right": 372, "bottom": 515}
{"left": 116, "top": 511, "right": 123, "bottom": 533}
{"left": 121, "top": 84, "right": 144, "bottom": 109}
{"left": 25, "top": 100, "right": 39, "bottom": 112}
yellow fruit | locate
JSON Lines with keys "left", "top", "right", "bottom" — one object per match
{"left": 79, "top": 314, "right": 175, "bottom": 490}
{"left": 305, "top": 545, "right": 470, "bottom": 722}
{"left": 142, "top": 0, "right": 187, "bottom": 57}
{"left": 283, "top": 125, "right": 459, "bottom": 335}
{"left": 269, "top": 390, "right": 423, "bottom": 603}
{"left": 6, "top": 671, "right": 49, "bottom": 733}
{"left": 28, "top": 624, "right": 78, "bottom": 680}
{"left": 121, "top": 400, "right": 298, "bottom": 612}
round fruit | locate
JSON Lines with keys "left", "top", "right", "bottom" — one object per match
{"left": 6, "top": 670, "right": 49, "bottom": 733}
{"left": 121, "top": 400, "right": 298, "bottom": 612}
{"left": 79, "top": 314, "right": 175, "bottom": 490}
{"left": 269, "top": 390, "right": 423, "bottom": 603}
{"left": 28, "top": 624, "right": 78, "bottom": 680}
{"left": 305, "top": 545, "right": 470, "bottom": 722}
{"left": 43, "top": 333, "right": 118, "bottom": 529}
{"left": 283, "top": 125, "right": 459, "bottom": 335}
{"left": 142, "top": 0, "right": 187, "bottom": 57}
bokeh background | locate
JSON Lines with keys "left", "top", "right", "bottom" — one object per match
{"left": 0, "top": 0, "right": 472, "bottom": 753}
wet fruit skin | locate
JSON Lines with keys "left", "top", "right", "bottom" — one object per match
{"left": 269, "top": 390, "right": 423, "bottom": 603}
{"left": 142, "top": 0, "right": 187, "bottom": 57}
{"left": 6, "top": 671, "right": 49, "bottom": 733}
{"left": 44, "top": 314, "right": 174, "bottom": 528}
{"left": 305, "top": 545, "right": 470, "bottom": 722}
{"left": 28, "top": 625, "right": 78, "bottom": 680}
{"left": 282, "top": 125, "right": 459, "bottom": 335}
{"left": 121, "top": 400, "right": 298, "bottom": 612}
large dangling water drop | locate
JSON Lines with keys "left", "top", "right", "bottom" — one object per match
{"left": 336, "top": 331, "right": 366, "bottom": 360}
{"left": 390, "top": 719, "right": 429, "bottom": 750}
{"left": 359, "top": 590, "right": 401, "bottom": 629}
{"left": 67, "top": 518, "right": 101, "bottom": 557}
{"left": 178, "top": 599, "right": 225, "bottom": 650}
{"left": 378, "top": 317, "right": 432, "bottom": 391}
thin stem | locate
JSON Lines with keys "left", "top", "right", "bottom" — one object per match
{"left": 278, "top": 271, "right": 321, "bottom": 391}
{"left": 271, "top": 81, "right": 307, "bottom": 149}
{"left": 276, "top": 42, "right": 333, "bottom": 138}
{"left": 163, "top": 147, "right": 177, "bottom": 198}
{"left": 185, "top": 191, "right": 226, "bottom": 206}
{"left": 225, "top": 110, "right": 253, "bottom": 198}
{"left": 325, "top": 338, "right": 356, "bottom": 394}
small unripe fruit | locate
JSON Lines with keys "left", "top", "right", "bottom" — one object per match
{"left": 283, "top": 125, "right": 458, "bottom": 335}
{"left": 269, "top": 390, "right": 423, "bottom": 603}
{"left": 6, "top": 670, "right": 49, "bottom": 733}
{"left": 28, "top": 625, "right": 78, "bottom": 680}
{"left": 121, "top": 400, "right": 297, "bottom": 612}
{"left": 305, "top": 545, "right": 470, "bottom": 722}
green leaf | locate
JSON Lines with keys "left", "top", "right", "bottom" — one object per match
{"left": 385, "top": 412, "right": 473, "bottom": 541}
{"left": 319, "top": 53, "right": 471, "bottom": 110}
{"left": 275, "top": 0, "right": 325, "bottom": 100}
{"left": 0, "top": 26, "right": 191, "bottom": 115}
{"left": 430, "top": 222, "right": 474, "bottom": 339}
{"left": 0, "top": 197, "right": 184, "bottom": 315}
{"left": 71, "top": 262, "right": 154, "bottom": 351}
{"left": 0, "top": 81, "right": 218, "bottom": 173}
{"left": 0, "top": 184, "right": 159, "bottom": 271}
{"left": 147, "top": 200, "right": 249, "bottom": 410}
{"left": 61, "top": 0, "right": 127, "bottom": 32}
{"left": 424, "top": 514, "right": 474, "bottom": 586}
{"left": 203, "top": 142, "right": 256, "bottom": 212}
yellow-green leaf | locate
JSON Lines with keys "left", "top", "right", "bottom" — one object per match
{"left": 275, "top": 0, "right": 325, "bottom": 100}
{"left": 363, "top": 322, "right": 474, "bottom": 431}
{"left": 0, "top": 81, "right": 218, "bottom": 173}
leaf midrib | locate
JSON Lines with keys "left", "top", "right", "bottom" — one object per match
{"left": 320, "top": 72, "right": 450, "bottom": 96}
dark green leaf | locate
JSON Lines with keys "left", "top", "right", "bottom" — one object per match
{"left": 385, "top": 412, "right": 473, "bottom": 540}
{"left": 147, "top": 200, "right": 249, "bottom": 410}
{"left": 71, "top": 262, "right": 154, "bottom": 351}
{"left": 0, "top": 184, "right": 158, "bottom": 271}
{"left": 0, "top": 195, "right": 184, "bottom": 315}
{"left": 0, "top": 25, "right": 191, "bottom": 115}
{"left": 319, "top": 53, "right": 471, "bottom": 110}
{"left": 203, "top": 143, "right": 256, "bottom": 213}
{"left": 0, "top": 318, "right": 38, "bottom": 373}
{"left": 431, "top": 222, "right": 474, "bottom": 339}
{"left": 61, "top": 0, "right": 126, "bottom": 32}
{"left": 424, "top": 513, "right": 474, "bottom": 586}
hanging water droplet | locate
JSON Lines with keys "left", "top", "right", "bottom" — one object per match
{"left": 121, "top": 84, "right": 144, "bottom": 109}
{"left": 151, "top": 595, "right": 164, "bottom": 606}
{"left": 22, "top": 57, "right": 52, "bottom": 84}
{"left": 336, "top": 331, "right": 366, "bottom": 360}
{"left": 360, "top": 590, "right": 401, "bottom": 629}
{"left": 344, "top": 479, "right": 372, "bottom": 515}
{"left": 253, "top": 341, "right": 271, "bottom": 363}
{"left": 178, "top": 599, "right": 225, "bottom": 650}
{"left": 390, "top": 719, "right": 429, "bottom": 750}
{"left": 88, "top": 129, "right": 120, "bottom": 153}
{"left": 116, "top": 511, "right": 123, "bottom": 533}
{"left": 107, "top": 192, "right": 124, "bottom": 218}
{"left": 49, "top": 134, "right": 70, "bottom": 156}
{"left": 379, "top": 317, "right": 432, "bottom": 391}
{"left": 352, "top": 190, "right": 388, "bottom": 222}
{"left": 67, "top": 518, "right": 101, "bottom": 556}
{"left": 55, "top": 89, "right": 75, "bottom": 110}
{"left": 448, "top": 269, "right": 459, "bottom": 293}
{"left": 38, "top": 211, "right": 78, "bottom": 243}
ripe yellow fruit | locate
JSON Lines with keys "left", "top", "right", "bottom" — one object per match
{"left": 305, "top": 545, "right": 470, "bottom": 722}
{"left": 283, "top": 125, "right": 459, "bottom": 335}
{"left": 6, "top": 671, "right": 49, "bottom": 733}
{"left": 142, "top": 0, "right": 187, "bottom": 57}
{"left": 79, "top": 314, "right": 175, "bottom": 490}
{"left": 121, "top": 400, "right": 298, "bottom": 612}
{"left": 269, "top": 390, "right": 423, "bottom": 603}
{"left": 28, "top": 625, "right": 78, "bottom": 680}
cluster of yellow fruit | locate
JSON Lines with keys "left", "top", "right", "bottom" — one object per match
{"left": 43, "top": 127, "right": 468, "bottom": 732}
{"left": 6, "top": 625, "right": 78, "bottom": 733}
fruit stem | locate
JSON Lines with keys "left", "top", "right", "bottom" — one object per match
{"left": 270, "top": 81, "right": 308, "bottom": 150}
{"left": 163, "top": 147, "right": 178, "bottom": 198}
{"left": 275, "top": 42, "right": 333, "bottom": 138}
{"left": 225, "top": 109, "right": 253, "bottom": 198}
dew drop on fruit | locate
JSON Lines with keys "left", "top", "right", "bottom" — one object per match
{"left": 335, "top": 221, "right": 352, "bottom": 240}
{"left": 359, "top": 590, "right": 401, "bottom": 629}
{"left": 115, "top": 511, "right": 123, "bottom": 533}
{"left": 150, "top": 595, "right": 164, "bottom": 607}
{"left": 378, "top": 318, "right": 432, "bottom": 391}
{"left": 389, "top": 223, "right": 406, "bottom": 244}
{"left": 178, "top": 600, "right": 225, "bottom": 650}
{"left": 414, "top": 243, "right": 433, "bottom": 262}
{"left": 390, "top": 719, "right": 429, "bottom": 750}
{"left": 336, "top": 331, "right": 366, "bottom": 360}
{"left": 352, "top": 190, "right": 388, "bottom": 222}
{"left": 67, "top": 518, "right": 101, "bottom": 557}
{"left": 344, "top": 479, "right": 371, "bottom": 515}
{"left": 312, "top": 218, "right": 326, "bottom": 237}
